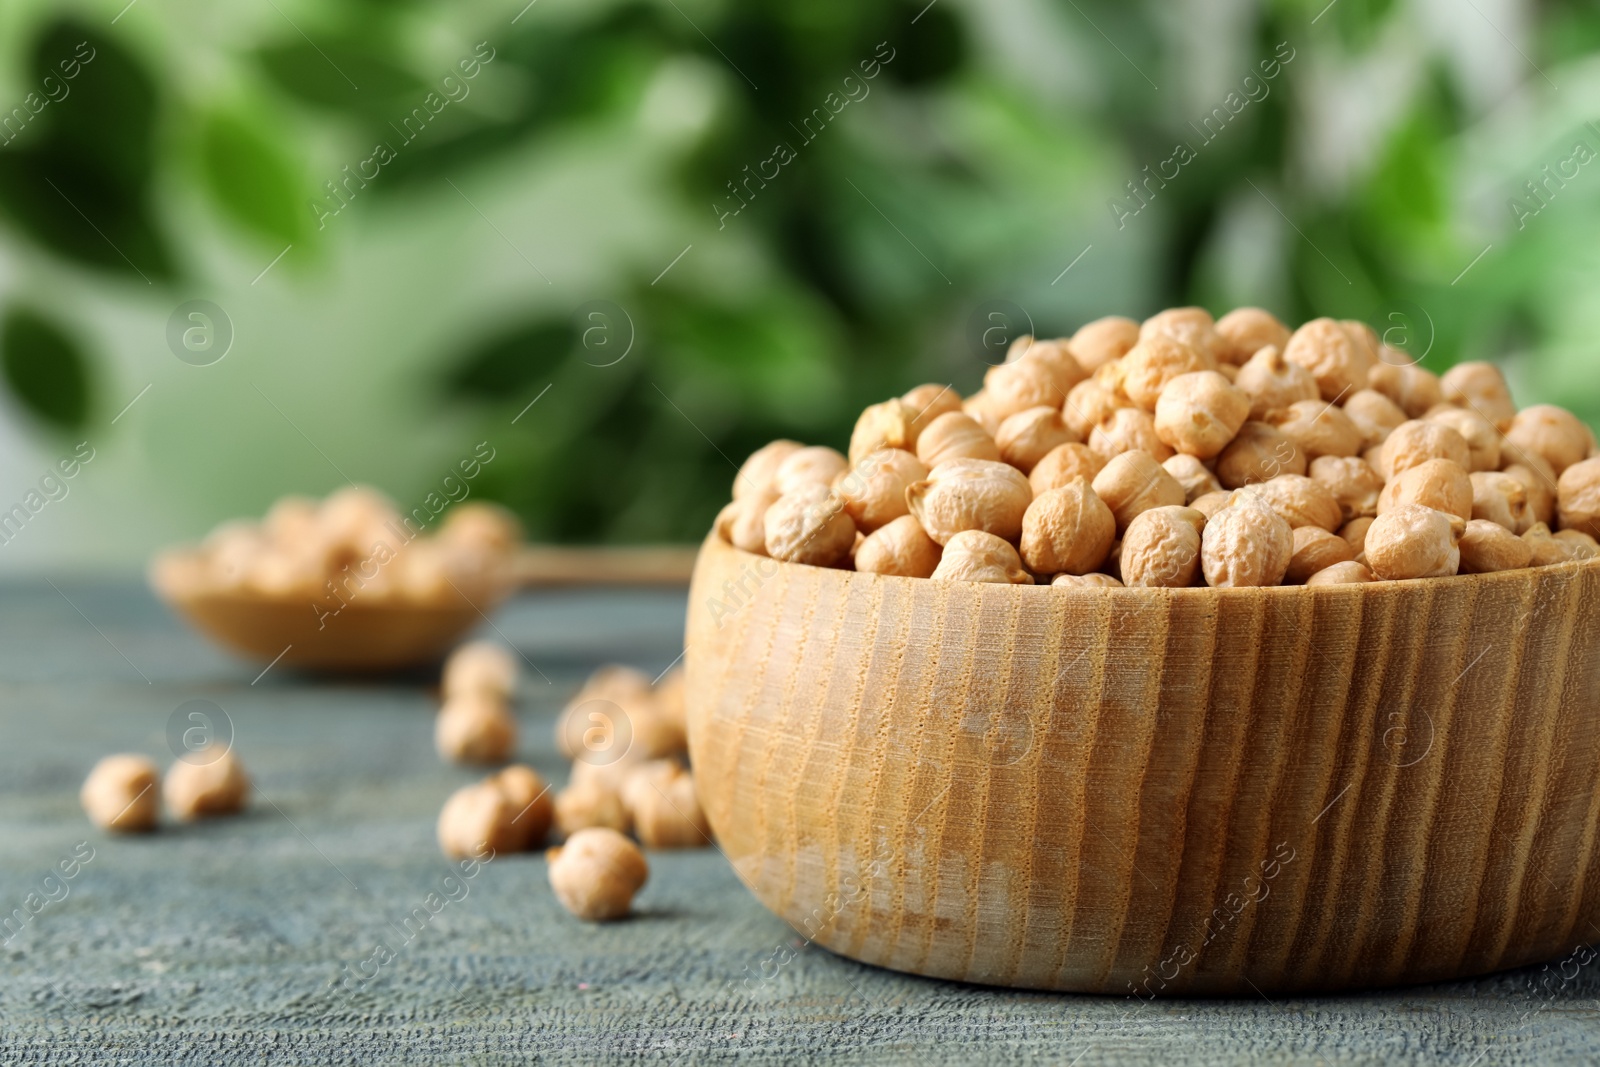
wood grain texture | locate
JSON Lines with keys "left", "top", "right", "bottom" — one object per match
{"left": 685, "top": 532, "right": 1600, "bottom": 995}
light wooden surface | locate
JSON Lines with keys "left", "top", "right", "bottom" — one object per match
{"left": 685, "top": 533, "right": 1600, "bottom": 996}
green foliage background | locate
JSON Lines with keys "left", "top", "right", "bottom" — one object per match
{"left": 0, "top": 0, "right": 1596, "bottom": 557}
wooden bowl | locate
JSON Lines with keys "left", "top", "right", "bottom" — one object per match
{"left": 685, "top": 532, "right": 1600, "bottom": 995}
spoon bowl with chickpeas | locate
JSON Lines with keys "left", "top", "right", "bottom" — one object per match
{"left": 687, "top": 309, "right": 1600, "bottom": 997}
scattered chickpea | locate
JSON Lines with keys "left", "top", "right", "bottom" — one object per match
{"left": 1120, "top": 506, "right": 1206, "bottom": 588}
{"left": 493, "top": 765, "right": 555, "bottom": 851}
{"left": 1215, "top": 421, "right": 1306, "bottom": 489}
{"left": 915, "top": 411, "right": 1002, "bottom": 468}
{"left": 930, "top": 530, "right": 1034, "bottom": 585}
{"left": 1121, "top": 334, "right": 1212, "bottom": 411}
{"left": 764, "top": 485, "right": 857, "bottom": 566}
{"left": 1091, "top": 451, "right": 1187, "bottom": 532}
{"left": 443, "top": 640, "right": 519, "bottom": 701}
{"left": 1505, "top": 405, "right": 1593, "bottom": 476}
{"left": 1268, "top": 399, "right": 1364, "bottom": 460}
{"left": 547, "top": 827, "right": 650, "bottom": 922}
{"left": 774, "top": 446, "right": 849, "bottom": 496}
{"left": 733, "top": 440, "right": 802, "bottom": 501}
{"left": 1378, "top": 458, "right": 1473, "bottom": 522}
{"left": 1342, "top": 389, "right": 1408, "bottom": 448}
{"left": 1368, "top": 361, "right": 1444, "bottom": 420}
{"left": 621, "top": 761, "right": 709, "bottom": 849}
{"left": 1214, "top": 307, "right": 1290, "bottom": 365}
{"left": 1029, "top": 443, "right": 1105, "bottom": 496}
{"left": 855, "top": 515, "right": 943, "bottom": 578}
{"left": 1556, "top": 456, "right": 1600, "bottom": 538}
{"left": 1339, "top": 517, "right": 1375, "bottom": 559}
{"left": 1062, "top": 379, "right": 1122, "bottom": 440}
{"left": 81, "top": 754, "right": 161, "bottom": 833}
{"left": 1305, "top": 560, "right": 1375, "bottom": 586}
{"left": 1285, "top": 526, "right": 1356, "bottom": 584}
{"left": 1070, "top": 316, "right": 1141, "bottom": 371}
{"left": 849, "top": 400, "right": 918, "bottom": 464}
{"left": 1234, "top": 344, "right": 1321, "bottom": 421}
{"left": 1020, "top": 478, "right": 1116, "bottom": 576}
{"left": 1162, "top": 454, "right": 1223, "bottom": 503}
{"left": 1470, "top": 471, "right": 1532, "bottom": 533}
{"left": 1283, "top": 318, "right": 1373, "bottom": 401}
{"left": 1248, "top": 474, "right": 1344, "bottom": 532}
{"left": 554, "top": 778, "right": 631, "bottom": 837}
{"left": 834, "top": 448, "right": 928, "bottom": 533}
{"left": 1365, "top": 505, "right": 1461, "bottom": 581}
{"left": 1140, "top": 307, "right": 1220, "bottom": 363}
{"left": 1458, "top": 519, "right": 1535, "bottom": 574}
{"left": 1154, "top": 371, "right": 1250, "bottom": 458}
{"left": 906, "top": 459, "right": 1033, "bottom": 545}
{"left": 164, "top": 746, "right": 250, "bottom": 820}
{"left": 436, "top": 691, "right": 517, "bottom": 764}
{"left": 438, "top": 781, "right": 519, "bottom": 859}
{"left": 996, "top": 407, "right": 1078, "bottom": 473}
{"left": 1199, "top": 493, "right": 1294, "bottom": 588}
{"left": 1441, "top": 361, "right": 1517, "bottom": 427}
{"left": 1090, "top": 407, "right": 1174, "bottom": 462}
{"left": 1309, "top": 455, "right": 1384, "bottom": 523}
{"left": 1381, "top": 420, "right": 1471, "bottom": 479}
{"left": 1424, "top": 405, "right": 1500, "bottom": 472}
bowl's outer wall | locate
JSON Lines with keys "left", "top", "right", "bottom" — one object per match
{"left": 685, "top": 535, "right": 1600, "bottom": 995}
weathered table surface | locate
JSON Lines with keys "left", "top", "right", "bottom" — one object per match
{"left": 2, "top": 580, "right": 1597, "bottom": 1065}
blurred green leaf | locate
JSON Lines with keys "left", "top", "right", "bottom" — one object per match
{"left": 256, "top": 37, "right": 425, "bottom": 121}
{"left": 196, "top": 108, "right": 309, "bottom": 248}
{"left": 0, "top": 307, "right": 92, "bottom": 431}
{"left": 445, "top": 319, "right": 574, "bottom": 400}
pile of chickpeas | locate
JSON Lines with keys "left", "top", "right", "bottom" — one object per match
{"left": 718, "top": 308, "right": 1600, "bottom": 587}
{"left": 435, "top": 642, "right": 704, "bottom": 921}
{"left": 150, "top": 486, "right": 520, "bottom": 604}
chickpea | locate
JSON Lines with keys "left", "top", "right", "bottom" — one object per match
{"left": 1424, "top": 405, "right": 1500, "bottom": 472}
{"left": 855, "top": 515, "right": 942, "bottom": 578}
{"left": 1309, "top": 455, "right": 1384, "bottom": 522}
{"left": 554, "top": 778, "right": 630, "bottom": 837}
{"left": 984, "top": 353, "right": 1081, "bottom": 420}
{"left": 319, "top": 486, "right": 401, "bottom": 555}
{"left": 1505, "top": 405, "right": 1593, "bottom": 476}
{"left": 81, "top": 754, "right": 161, "bottom": 832}
{"left": 1214, "top": 307, "right": 1291, "bottom": 365}
{"left": 963, "top": 390, "right": 1006, "bottom": 435}
{"left": 1285, "top": 526, "right": 1356, "bottom": 584}
{"left": 1441, "top": 361, "right": 1517, "bottom": 427}
{"left": 1199, "top": 493, "right": 1294, "bottom": 588}
{"left": 1554, "top": 529, "right": 1600, "bottom": 559}
{"left": 1069, "top": 316, "right": 1140, "bottom": 370}
{"left": 1305, "top": 560, "right": 1375, "bottom": 586}
{"left": 1092, "top": 357, "right": 1129, "bottom": 399}
{"left": 774, "top": 446, "right": 849, "bottom": 496}
{"left": 263, "top": 494, "right": 320, "bottom": 544}
{"left": 1120, "top": 506, "right": 1206, "bottom": 588}
{"left": 1190, "top": 490, "right": 1233, "bottom": 520}
{"left": 1502, "top": 457, "right": 1559, "bottom": 526}
{"left": 849, "top": 400, "right": 918, "bottom": 464}
{"left": 915, "top": 412, "right": 1001, "bottom": 468}
{"left": 1365, "top": 505, "right": 1462, "bottom": 581}
{"left": 1020, "top": 478, "right": 1116, "bottom": 576}
{"left": 1284, "top": 318, "right": 1373, "bottom": 401}
{"left": 443, "top": 640, "right": 519, "bottom": 701}
{"left": 930, "top": 530, "right": 1034, "bottom": 585}
{"left": 764, "top": 485, "right": 857, "bottom": 566}
{"left": 1557, "top": 456, "right": 1600, "bottom": 538}
{"left": 437, "top": 691, "right": 517, "bottom": 764}
{"left": 1234, "top": 344, "right": 1320, "bottom": 421}
{"left": 1006, "top": 336, "right": 1088, "bottom": 391}
{"left": 1090, "top": 407, "right": 1174, "bottom": 462}
{"left": 1029, "top": 443, "right": 1105, "bottom": 496}
{"left": 1154, "top": 371, "right": 1250, "bottom": 458}
{"left": 902, "top": 384, "right": 964, "bottom": 442}
{"left": 1340, "top": 516, "right": 1375, "bottom": 559}
{"left": 996, "top": 407, "right": 1079, "bottom": 473}
{"left": 1053, "top": 572, "right": 1124, "bottom": 588}
{"left": 834, "top": 448, "right": 928, "bottom": 533}
{"left": 1341, "top": 389, "right": 1407, "bottom": 449}
{"left": 1140, "top": 307, "right": 1220, "bottom": 363}
{"left": 1368, "top": 361, "right": 1444, "bottom": 420}
{"left": 1122, "top": 334, "right": 1212, "bottom": 411}
{"left": 547, "top": 827, "right": 650, "bottom": 921}
{"left": 1469, "top": 471, "right": 1532, "bottom": 533}
{"left": 164, "top": 746, "right": 250, "bottom": 820}
{"left": 1268, "top": 399, "right": 1364, "bottom": 460}
{"left": 1062, "top": 379, "right": 1122, "bottom": 440}
{"left": 440, "top": 502, "right": 523, "bottom": 555}
{"left": 1100, "top": 538, "right": 1123, "bottom": 581}
{"left": 1381, "top": 420, "right": 1471, "bottom": 479}
{"left": 1163, "top": 454, "right": 1223, "bottom": 503}
{"left": 1378, "top": 458, "right": 1473, "bottom": 523}
{"left": 493, "top": 765, "right": 555, "bottom": 850}
{"left": 621, "top": 761, "right": 709, "bottom": 849}
{"left": 1091, "top": 451, "right": 1187, "bottom": 532}
{"left": 1341, "top": 320, "right": 1381, "bottom": 366}
{"left": 438, "top": 781, "right": 519, "bottom": 859}
{"left": 1249, "top": 474, "right": 1344, "bottom": 532}
{"left": 720, "top": 489, "right": 778, "bottom": 554}
{"left": 1458, "top": 519, "right": 1534, "bottom": 574}
{"left": 1217, "top": 363, "right": 1240, "bottom": 384}
{"left": 906, "top": 458, "right": 1033, "bottom": 545}
{"left": 1215, "top": 421, "right": 1306, "bottom": 489}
